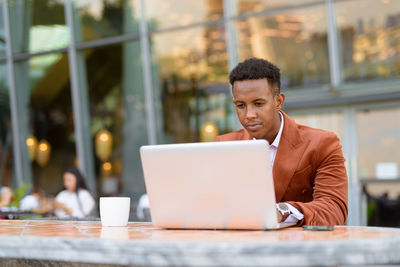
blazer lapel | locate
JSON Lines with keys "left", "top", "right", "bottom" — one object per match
{"left": 273, "top": 112, "right": 309, "bottom": 202}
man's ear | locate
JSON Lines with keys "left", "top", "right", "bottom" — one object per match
{"left": 275, "top": 93, "right": 285, "bottom": 110}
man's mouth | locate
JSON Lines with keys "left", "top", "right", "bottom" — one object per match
{"left": 246, "top": 123, "right": 262, "bottom": 131}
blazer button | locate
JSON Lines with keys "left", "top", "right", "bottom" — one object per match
{"left": 301, "top": 189, "right": 307, "bottom": 194}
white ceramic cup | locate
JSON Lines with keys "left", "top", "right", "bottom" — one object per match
{"left": 100, "top": 197, "right": 131, "bottom": 227}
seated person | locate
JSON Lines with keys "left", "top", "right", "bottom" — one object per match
{"left": 0, "top": 187, "right": 12, "bottom": 209}
{"left": 20, "top": 188, "right": 54, "bottom": 214}
{"left": 216, "top": 58, "right": 348, "bottom": 226}
{"left": 54, "top": 168, "right": 96, "bottom": 218}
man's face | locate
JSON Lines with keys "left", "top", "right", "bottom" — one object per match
{"left": 232, "top": 78, "right": 285, "bottom": 143}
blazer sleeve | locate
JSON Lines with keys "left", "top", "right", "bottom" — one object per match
{"left": 287, "top": 132, "right": 348, "bottom": 225}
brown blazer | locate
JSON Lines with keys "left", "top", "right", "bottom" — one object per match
{"left": 215, "top": 111, "right": 348, "bottom": 225}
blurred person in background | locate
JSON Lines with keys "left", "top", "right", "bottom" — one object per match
{"left": 54, "top": 168, "right": 96, "bottom": 218}
{"left": 20, "top": 188, "right": 54, "bottom": 214}
{"left": 0, "top": 186, "right": 12, "bottom": 209}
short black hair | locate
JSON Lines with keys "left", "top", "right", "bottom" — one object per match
{"left": 229, "top": 58, "right": 281, "bottom": 95}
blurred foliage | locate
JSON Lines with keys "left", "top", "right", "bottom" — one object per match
{"left": 10, "top": 183, "right": 31, "bottom": 208}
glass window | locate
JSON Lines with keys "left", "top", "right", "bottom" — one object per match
{"left": 73, "top": 0, "right": 140, "bottom": 42}
{"left": 357, "top": 107, "right": 400, "bottom": 227}
{"left": 13, "top": 53, "right": 74, "bottom": 195}
{"left": 146, "top": 0, "right": 223, "bottom": 31}
{"left": 0, "top": 4, "right": 5, "bottom": 58}
{"left": 235, "top": 2, "right": 330, "bottom": 89}
{"left": 84, "top": 41, "right": 147, "bottom": 198}
{"left": 336, "top": 0, "right": 400, "bottom": 82}
{"left": 8, "top": 0, "right": 69, "bottom": 54}
{"left": 289, "top": 111, "right": 344, "bottom": 141}
{"left": 0, "top": 64, "right": 12, "bottom": 187}
{"left": 233, "top": 0, "right": 318, "bottom": 15}
{"left": 357, "top": 107, "right": 400, "bottom": 197}
{"left": 151, "top": 24, "right": 234, "bottom": 144}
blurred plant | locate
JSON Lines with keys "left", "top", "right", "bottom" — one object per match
{"left": 9, "top": 183, "right": 31, "bottom": 208}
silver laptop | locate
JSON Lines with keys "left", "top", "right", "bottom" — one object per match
{"left": 140, "top": 140, "right": 295, "bottom": 230}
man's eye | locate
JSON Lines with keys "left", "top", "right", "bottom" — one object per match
{"left": 255, "top": 102, "right": 264, "bottom": 107}
{"left": 236, "top": 104, "right": 245, "bottom": 109}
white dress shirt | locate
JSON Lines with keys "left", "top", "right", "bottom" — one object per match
{"left": 255, "top": 112, "right": 304, "bottom": 223}
{"left": 269, "top": 112, "right": 284, "bottom": 166}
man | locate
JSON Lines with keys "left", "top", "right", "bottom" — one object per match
{"left": 216, "top": 58, "right": 348, "bottom": 226}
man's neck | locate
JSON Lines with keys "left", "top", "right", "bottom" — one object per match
{"left": 266, "top": 112, "right": 282, "bottom": 144}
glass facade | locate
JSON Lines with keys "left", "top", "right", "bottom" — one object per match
{"left": 146, "top": 0, "right": 223, "bottom": 30}
{"left": 357, "top": 107, "right": 400, "bottom": 198}
{"left": 336, "top": 0, "right": 400, "bottom": 82}
{"left": 358, "top": 107, "right": 400, "bottom": 180}
{"left": 151, "top": 25, "right": 234, "bottom": 143}
{"left": 74, "top": 0, "right": 140, "bottom": 42}
{"left": 85, "top": 41, "right": 148, "bottom": 197}
{"left": 22, "top": 53, "right": 74, "bottom": 195}
{"left": 235, "top": 2, "right": 330, "bottom": 89}
{"left": 8, "top": 0, "right": 68, "bottom": 54}
{"left": 1, "top": 0, "right": 400, "bottom": 225}
{"left": 234, "top": 0, "right": 319, "bottom": 15}
{"left": 0, "top": 64, "right": 12, "bottom": 187}
{"left": 0, "top": 3, "right": 5, "bottom": 58}
{"left": 290, "top": 112, "right": 343, "bottom": 140}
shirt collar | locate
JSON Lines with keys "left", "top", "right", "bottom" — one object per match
{"left": 271, "top": 111, "right": 284, "bottom": 148}
{"left": 252, "top": 111, "right": 284, "bottom": 147}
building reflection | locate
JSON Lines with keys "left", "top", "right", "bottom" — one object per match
{"left": 336, "top": 0, "right": 400, "bottom": 81}
{"left": 346, "top": 13, "right": 400, "bottom": 80}
{"left": 154, "top": 0, "right": 231, "bottom": 144}
{"left": 236, "top": 4, "right": 330, "bottom": 88}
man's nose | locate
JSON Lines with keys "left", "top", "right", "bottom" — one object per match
{"left": 246, "top": 106, "right": 257, "bottom": 119}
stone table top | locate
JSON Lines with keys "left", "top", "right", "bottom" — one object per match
{"left": 1, "top": 220, "right": 400, "bottom": 266}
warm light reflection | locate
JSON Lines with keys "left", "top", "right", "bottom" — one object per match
{"left": 39, "top": 143, "right": 49, "bottom": 152}
{"left": 101, "top": 161, "right": 113, "bottom": 178}
{"left": 353, "top": 53, "right": 364, "bottom": 63}
{"left": 36, "top": 140, "right": 51, "bottom": 167}
{"left": 26, "top": 135, "right": 38, "bottom": 162}
{"left": 95, "top": 129, "right": 113, "bottom": 162}
{"left": 103, "top": 162, "right": 112, "bottom": 171}
{"left": 26, "top": 138, "right": 34, "bottom": 146}
{"left": 205, "top": 125, "right": 214, "bottom": 133}
{"left": 200, "top": 122, "right": 219, "bottom": 142}
{"left": 99, "top": 133, "right": 109, "bottom": 142}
